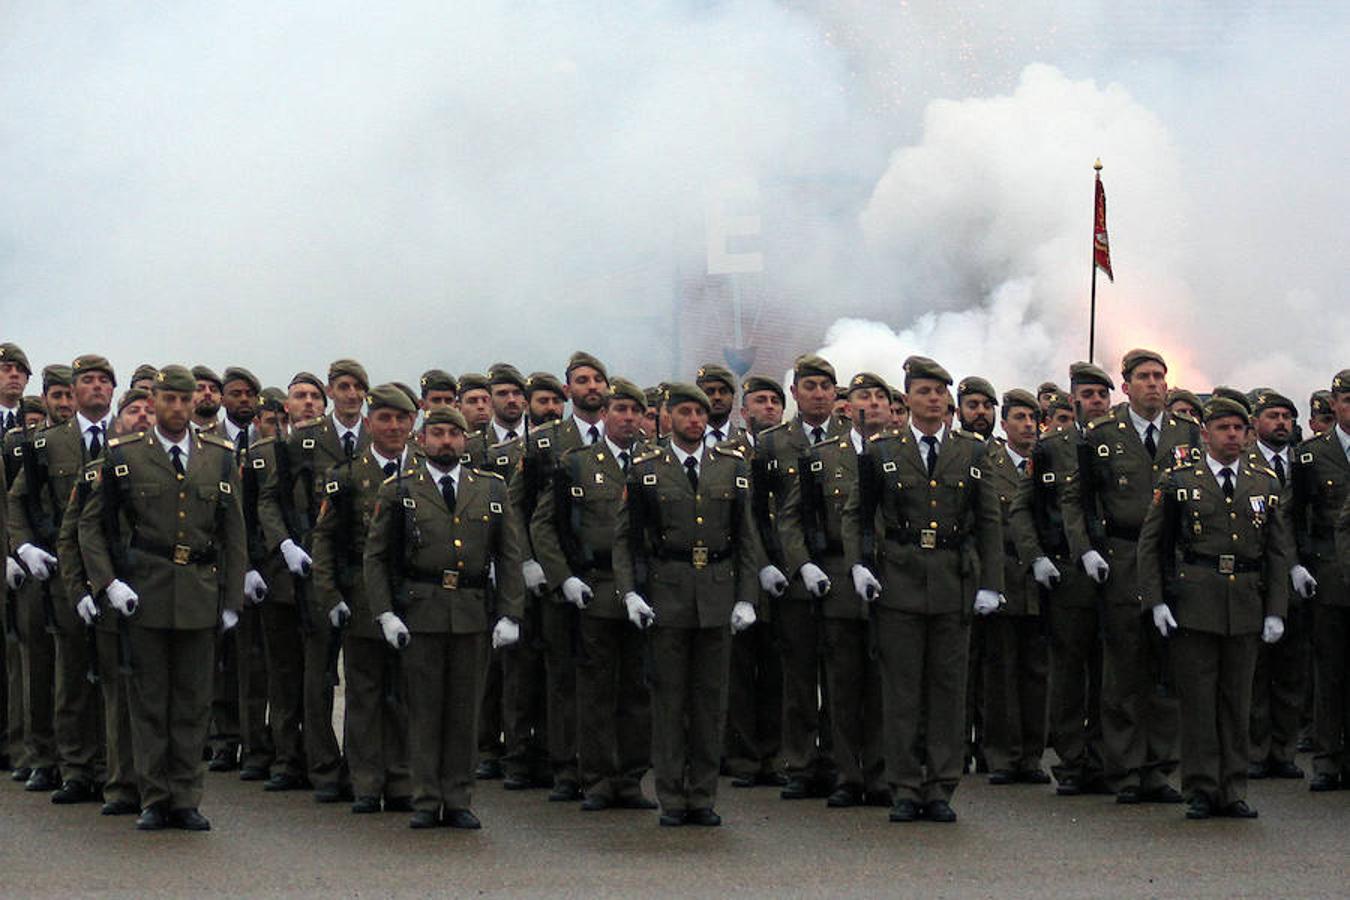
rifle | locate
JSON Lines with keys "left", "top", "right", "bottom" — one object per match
{"left": 856, "top": 412, "right": 881, "bottom": 657}
{"left": 1152, "top": 474, "right": 1184, "bottom": 698}
{"left": 17, "top": 419, "right": 61, "bottom": 636}
{"left": 798, "top": 444, "right": 828, "bottom": 558}
{"left": 749, "top": 450, "right": 783, "bottom": 568}
{"left": 626, "top": 456, "right": 656, "bottom": 683}
{"left": 326, "top": 460, "right": 359, "bottom": 688}
{"left": 73, "top": 469, "right": 103, "bottom": 685}
{"left": 272, "top": 439, "right": 316, "bottom": 636}
{"left": 100, "top": 446, "right": 135, "bottom": 675}
{"left": 383, "top": 469, "right": 415, "bottom": 706}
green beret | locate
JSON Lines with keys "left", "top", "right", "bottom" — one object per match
{"left": 367, "top": 383, "right": 417, "bottom": 415}
{"left": 608, "top": 377, "right": 647, "bottom": 409}
{"left": 1166, "top": 388, "right": 1203, "bottom": 413}
{"left": 155, "top": 364, "right": 197, "bottom": 393}
{"left": 1044, "top": 390, "right": 1073, "bottom": 414}
{"left": 644, "top": 386, "right": 664, "bottom": 408}
{"left": 1332, "top": 369, "right": 1350, "bottom": 395}
{"left": 423, "top": 406, "right": 468, "bottom": 431}
{"left": 259, "top": 387, "right": 287, "bottom": 412}
{"left": 392, "top": 382, "right": 419, "bottom": 408}
{"left": 222, "top": 366, "right": 261, "bottom": 394}
{"left": 1203, "top": 397, "right": 1249, "bottom": 425}
{"left": 566, "top": 351, "right": 609, "bottom": 383}
{"left": 847, "top": 371, "right": 892, "bottom": 401}
{"left": 1037, "top": 381, "right": 1063, "bottom": 397}
{"left": 117, "top": 388, "right": 151, "bottom": 416}
{"left": 327, "top": 358, "right": 369, "bottom": 391}
{"left": 741, "top": 374, "right": 784, "bottom": 404}
{"left": 695, "top": 363, "right": 736, "bottom": 393}
{"left": 457, "top": 372, "right": 489, "bottom": 395}
{"left": 664, "top": 382, "right": 711, "bottom": 414}
{"left": 19, "top": 395, "right": 45, "bottom": 418}
{"left": 1252, "top": 391, "right": 1297, "bottom": 417}
{"left": 420, "top": 369, "right": 457, "bottom": 395}
{"left": 958, "top": 376, "right": 997, "bottom": 403}
{"left": 288, "top": 371, "right": 326, "bottom": 395}
{"left": 1001, "top": 388, "right": 1039, "bottom": 414}
{"left": 835, "top": 385, "right": 849, "bottom": 401}
{"left": 793, "top": 354, "right": 836, "bottom": 384}
{"left": 0, "top": 343, "right": 31, "bottom": 375}
{"left": 72, "top": 354, "right": 117, "bottom": 385}
{"left": 190, "top": 365, "right": 222, "bottom": 388}
{"left": 1121, "top": 348, "right": 1167, "bottom": 378}
{"left": 1310, "top": 390, "right": 1333, "bottom": 416}
{"left": 488, "top": 364, "right": 527, "bottom": 391}
{"left": 1210, "top": 385, "right": 1252, "bottom": 414}
{"left": 902, "top": 355, "right": 952, "bottom": 387}
{"left": 1069, "top": 361, "right": 1114, "bottom": 389}
{"left": 42, "top": 364, "right": 73, "bottom": 391}
{"left": 131, "top": 364, "right": 159, "bottom": 385}
{"left": 525, "top": 371, "right": 565, "bottom": 399}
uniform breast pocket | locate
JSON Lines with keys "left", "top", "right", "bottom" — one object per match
{"left": 132, "top": 481, "right": 163, "bottom": 503}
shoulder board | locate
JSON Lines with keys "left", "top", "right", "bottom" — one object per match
{"left": 198, "top": 432, "right": 234, "bottom": 450}
{"left": 249, "top": 435, "right": 277, "bottom": 449}
{"left": 711, "top": 444, "right": 744, "bottom": 460}
{"left": 632, "top": 448, "right": 663, "bottom": 465}
{"left": 106, "top": 432, "right": 146, "bottom": 449}
{"left": 1172, "top": 411, "right": 1199, "bottom": 425}
{"left": 38, "top": 420, "right": 69, "bottom": 435}
{"left": 295, "top": 416, "right": 327, "bottom": 431}
{"left": 759, "top": 422, "right": 789, "bottom": 437}
{"left": 531, "top": 419, "right": 562, "bottom": 434}
{"left": 1086, "top": 414, "right": 1114, "bottom": 431}
{"left": 951, "top": 430, "right": 983, "bottom": 442}
{"left": 472, "top": 467, "right": 505, "bottom": 482}
{"left": 489, "top": 438, "right": 519, "bottom": 451}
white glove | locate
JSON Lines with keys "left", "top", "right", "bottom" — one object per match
{"left": 730, "top": 600, "right": 757, "bottom": 633}
{"left": 492, "top": 617, "right": 520, "bottom": 649}
{"left": 280, "top": 539, "right": 312, "bottom": 577}
{"left": 561, "top": 576, "right": 592, "bottom": 610}
{"left": 1152, "top": 603, "right": 1178, "bottom": 637}
{"left": 329, "top": 600, "right": 351, "bottom": 629}
{"left": 1031, "top": 557, "right": 1061, "bottom": 589}
{"left": 75, "top": 595, "right": 98, "bottom": 626}
{"left": 378, "top": 611, "right": 410, "bottom": 649}
{"left": 16, "top": 543, "right": 57, "bottom": 581}
{"left": 1290, "top": 565, "right": 1318, "bottom": 600}
{"left": 758, "top": 565, "right": 788, "bottom": 598}
{"left": 6, "top": 556, "right": 26, "bottom": 590}
{"left": 106, "top": 579, "right": 139, "bottom": 616}
{"left": 973, "top": 590, "right": 1002, "bottom": 616}
{"left": 522, "top": 559, "right": 548, "bottom": 597}
{"left": 220, "top": 609, "right": 239, "bottom": 632}
{"left": 851, "top": 564, "right": 881, "bottom": 602}
{"left": 1081, "top": 550, "right": 1110, "bottom": 584}
{"left": 623, "top": 592, "right": 655, "bottom": 629}
{"left": 799, "top": 563, "right": 831, "bottom": 598}
{"left": 244, "top": 569, "right": 268, "bottom": 604}
{"left": 1262, "top": 615, "right": 1285, "bottom": 644}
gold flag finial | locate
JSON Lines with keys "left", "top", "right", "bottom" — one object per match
{"left": 1093, "top": 158, "right": 1103, "bottom": 171}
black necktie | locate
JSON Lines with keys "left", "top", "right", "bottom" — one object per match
{"left": 619, "top": 451, "right": 630, "bottom": 474}
{"left": 1017, "top": 459, "right": 1027, "bottom": 474}
{"left": 811, "top": 426, "right": 824, "bottom": 445}
{"left": 3, "top": 411, "right": 12, "bottom": 432}
{"left": 1220, "top": 468, "right": 1234, "bottom": 499}
{"left": 684, "top": 456, "right": 698, "bottom": 491}
{"left": 342, "top": 432, "right": 356, "bottom": 459}
{"left": 88, "top": 425, "right": 103, "bottom": 459}
{"left": 170, "top": 445, "right": 186, "bottom": 477}
{"left": 505, "top": 430, "right": 517, "bottom": 442}
{"left": 383, "top": 461, "right": 398, "bottom": 478}
{"left": 1273, "top": 455, "right": 1286, "bottom": 486}
{"left": 587, "top": 425, "right": 600, "bottom": 446}
{"left": 710, "top": 428, "right": 724, "bottom": 444}
{"left": 439, "top": 475, "right": 456, "bottom": 513}
{"left": 922, "top": 435, "right": 938, "bottom": 476}
{"left": 234, "top": 427, "right": 248, "bottom": 457}
{"left": 1143, "top": 423, "right": 1158, "bottom": 458}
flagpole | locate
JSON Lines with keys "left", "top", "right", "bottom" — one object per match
{"left": 1089, "top": 158, "right": 1101, "bottom": 364}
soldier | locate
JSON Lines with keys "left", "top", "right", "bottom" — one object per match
{"left": 363, "top": 406, "right": 524, "bottom": 829}
{"left": 41, "top": 365, "right": 75, "bottom": 425}
{"left": 1308, "top": 391, "right": 1335, "bottom": 436}
{"left": 613, "top": 383, "right": 758, "bottom": 826}
{"left": 129, "top": 365, "right": 158, "bottom": 393}
{"left": 256, "top": 387, "right": 288, "bottom": 438}
{"left": 0, "top": 343, "right": 30, "bottom": 430}
{"left": 832, "top": 385, "right": 851, "bottom": 423}
{"left": 1139, "top": 397, "right": 1289, "bottom": 819}
{"left": 8, "top": 354, "right": 118, "bottom": 804}
{"left": 1291, "top": 370, "right": 1350, "bottom": 791}
{"left": 956, "top": 376, "right": 998, "bottom": 774}
{"left": 524, "top": 373, "right": 566, "bottom": 429}
{"left": 1063, "top": 348, "right": 1197, "bottom": 805}
{"left": 757, "top": 354, "right": 848, "bottom": 800}
{"left": 258, "top": 361, "right": 370, "bottom": 802}
{"left": 890, "top": 391, "right": 909, "bottom": 431}
{"left": 1167, "top": 389, "right": 1204, "bottom": 423}
{"left": 980, "top": 389, "right": 1050, "bottom": 785}
{"left": 456, "top": 373, "right": 493, "bottom": 432}
{"left": 720, "top": 375, "right": 786, "bottom": 789}
{"left": 695, "top": 363, "right": 740, "bottom": 446}
{"left": 419, "top": 370, "right": 458, "bottom": 412}
{"left": 190, "top": 366, "right": 223, "bottom": 432}
{"left": 1009, "top": 362, "right": 1114, "bottom": 796}
{"left": 640, "top": 387, "right": 663, "bottom": 441}
{"left": 957, "top": 376, "right": 998, "bottom": 441}
{"left": 1037, "top": 382, "right": 1063, "bottom": 419}
{"left": 530, "top": 378, "right": 656, "bottom": 811}
{"left": 79, "top": 365, "right": 247, "bottom": 831}
{"left": 1042, "top": 390, "right": 1077, "bottom": 434}
{"left": 843, "top": 355, "right": 1003, "bottom": 823}
{"left": 780, "top": 372, "right": 890, "bottom": 807}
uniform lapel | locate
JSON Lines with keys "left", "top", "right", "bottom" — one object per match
{"left": 662, "top": 449, "right": 695, "bottom": 498}
{"left": 899, "top": 433, "right": 928, "bottom": 479}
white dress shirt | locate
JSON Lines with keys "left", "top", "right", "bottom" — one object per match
{"left": 574, "top": 415, "right": 605, "bottom": 446}
{"left": 155, "top": 427, "right": 192, "bottom": 467}
{"left": 671, "top": 442, "right": 704, "bottom": 479}
{"left": 910, "top": 423, "right": 948, "bottom": 469}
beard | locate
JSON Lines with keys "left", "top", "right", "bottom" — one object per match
{"left": 429, "top": 450, "right": 459, "bottom": 467}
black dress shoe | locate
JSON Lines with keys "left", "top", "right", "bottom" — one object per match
{"left": 729, "top": 775, "right": 756, "bottom": 788}
{"left": 779, "top": 776, "right": 815, "bottom": 800}
{"left": 25, "top": 767, "right": 59, "bottom": 792}
{"left": 863, "top": 789, "right": 893, "bottom": 808}
{"left": 501, "top": 774, "right": 535, "bottom": 791}
{"left": 409, "top": 810, "right": 440, "bottom": 829}
{"left": 136, "top": 805, "right": 169, "bottom": 831}
{"left": 263, "top": 773, "right": 308, "bottom": 792}
{"left": 1019, "top": 768, "right": 1052, "bottom": 785}
{"left": 11, "top": 766, "right": 32, "bottom": 782}
{"left": 169, "top": 808, "right": 211, "bottom": 831}
{"left": 475, "top": 759, "right": 503, "bottom": 781}
{"left": 1184, "top": 796, "right": 1211, "bottom": 820}
{"left": 580, "top": 795, "right": 611, "bottom": 811}
{"left": 351, "top": 796, "right": 381, "bottom": 814}
{"left": 239, "top": 766, "right": 269, "bottom": 782}
{"left": 987, "top": 770, "right": 1016, "bottom": 785}
{"left": 1309, "top": 773, "right": 1341, "bottom": 792}
{"left": 548, "top": 780, "right": 582, "bottom": 802}
{"left": 685, "top": 807, "right": 721, "bottom": 827}
{"left": 924, "top": 800, "right": 957, "bottom": 823}
{"left": 1269, "top": 761, "right": 1304, "bottom": 779}
{"left": 888, "top": 799, "right": 920, "bottom": 822}
{"left": 658, "top": 810, "right": 685, "bottom": 827}
{"left": 313, "top": 785, "right": 353, "bottom": 803}
{"left": 51, "top": 780, "right": 96, "bottom": 804}
{"left": 1247, "top": 761, "right": 1269, "bottom": 779}
{"left": 756, "top": 771, "right": 789, "bottom": 787}
{"left": 1142, "top": 785, "right": 1183, "bottom": 804}
{"left": 442, "top": 808, "right": 482, "bottom": 829}
{"left": 1221, "top": 800, "right": 1258, "bottom": 819}
{"left": 101, "top": 799, "right": 140, "bottom": 816}
{"left": 1055, "top": 777, "right": 1081, "bottom": 796}
{"left": 614, "top": 793, "right": 659, "bottom": 810}
{"left": 1115, "top": 785, "right": 1142, "bottom": 804}
{"left": 207, "top": 748, "right": 238, "bottom": 773}
{"left": 826, "top": 786, "right": 861, "bottom": 808}
{"left": 384, "top": 796, "right": 414, "bottom": 813}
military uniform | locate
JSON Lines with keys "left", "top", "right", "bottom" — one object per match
{"left": 1139, "top": 424, "right": 1289, "bottom": 813}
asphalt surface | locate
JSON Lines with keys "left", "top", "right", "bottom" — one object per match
{"left": 3, "top": 748, "right": 1347, "bottom": 898}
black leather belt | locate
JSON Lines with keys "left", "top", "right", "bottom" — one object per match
{"left": 406, "top": 569, "right": 490, "bottom": 591}
{"left": 1182, "top": 552, "right": 1261, "bottom": 575}
{"left": 655, "top": 546, "right": 732, "bottom": 569}
{"left": 130, "top": 537, "right": 216, "bottom": 566}
{"left": 887, "top": 530, "right": 962, "bottom": 551}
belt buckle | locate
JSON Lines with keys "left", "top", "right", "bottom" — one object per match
{"left": 172, "top": 544, "right": 192, "bottom": 566}
{"left": 919, "top": 529, "right": 937, "bottom": 550}
{"left": 1218, "top": 554, "right": 1235, "bottom": 575}
{"left": 692, "top": 547, "right": 709, "bottom": 570}
{"left": 442, "top": 570, "right": 459, "bottom": 590}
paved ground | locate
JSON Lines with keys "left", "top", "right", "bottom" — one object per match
{"left": 2, "top": 752, "right": 1347, "bottom": 898}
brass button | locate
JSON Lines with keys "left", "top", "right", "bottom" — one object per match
{"left": 929, "top": 521, "right": 938, "bottom": 529}
{"left": 929, "top": 480, "right": 937, "bottom": 488}
{"left": 178, "top": 511, "right": 186, "bottom": 519}
{"left": 695, "top": 516, "right": 703, "bottom": 524}
{"left": 930, "top": 500, "right": 937, "bottom": 508}
{"left": 453, "top": 539, "right": 462, "bottom": 548}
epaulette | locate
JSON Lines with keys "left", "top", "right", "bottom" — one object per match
{"left": 198, "top": 432, "right": 235, "bottom": 450}
{"left": 1172, "top": 411, "right": 1199, "bottom": 425}
{"left": 472, "top": 467, "right": 505, "bottom": 482}
{"left": 759, "top": 422, "right": 789, "bottom": 437}
{"left": 531, "top": 419, "right": 562, "bottom": 435}
{"left": 632, "top": 448, "right": 663, "bottom": 465}
{"left": 295, "top": 415, "right": 327, "bottom": 430}
{"left": 106, "top": 432, "right": 146, "bottom": 449}
{"left": 249, "top": 435, "right": 277, "bottom": 449}
{"left": 951, "top": 429, "right": 983, "bottom": 442}
{"left": 489, "top": 437, "right": 520, "bottom": 451}
{"left": 382, "top": 465, "right": 420, "bottom": 485}
{"left": 1085, "top": 413, "right": 1114, "bottom": 431}
{"left": 711, "top": 444, "right": 744, "bottom": 460}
